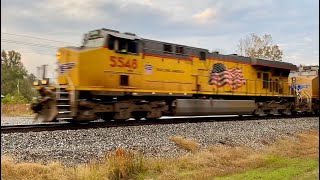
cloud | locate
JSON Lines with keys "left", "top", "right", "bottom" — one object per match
{"left": 192, "top": 8, "right": 217, "bottom": 25}
{"left": 38, "top": 0, "right": 108, "bottom": 21}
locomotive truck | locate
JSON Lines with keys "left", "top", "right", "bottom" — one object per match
{"left": 31, "top": 28, "right": 317, "bottom": 122}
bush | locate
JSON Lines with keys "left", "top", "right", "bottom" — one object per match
{"left": 1, "top": 93, "right": 28, "bottom": 104}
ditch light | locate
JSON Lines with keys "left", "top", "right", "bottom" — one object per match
{"left": 33, "top": 78, "right": 49, "bottom": 86}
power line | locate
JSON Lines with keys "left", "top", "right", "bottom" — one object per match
{"left": 16, "top": 51, "right": 56, "bottom": 56}
{"left": 1, "top": 39, "right": 68, "bottom": 56}
{"left": 1, "top": 39, "right": 59, "bottom": 49}
{"left": 1, "top": 32, "right": 78, "bottom": 45}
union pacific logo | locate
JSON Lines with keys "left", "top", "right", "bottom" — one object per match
{"left": 58, "top": 62, "right": 76, "bottom": 74}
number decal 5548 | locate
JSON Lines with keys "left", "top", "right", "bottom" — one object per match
{"left": 110, "top": 56, "right": 137, "bottom": 69}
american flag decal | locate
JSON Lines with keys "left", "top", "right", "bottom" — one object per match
{"left": 144, "top": 64, "right": 153, "bottom": 75}
{"left": 209, "top": 63, "right": 245, "bottom": 90}
{"left": 58, "top": 62, "right": 76, "bottom": 74}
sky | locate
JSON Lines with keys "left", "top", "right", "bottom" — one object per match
{"left": 1, "top": 0, "right": 319, "bottom": 79}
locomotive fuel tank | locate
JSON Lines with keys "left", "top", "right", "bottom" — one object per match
{"left": 172, "top": 99, "right": 256, "bottom": 116}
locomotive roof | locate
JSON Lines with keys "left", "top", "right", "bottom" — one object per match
{"left": 97, "top": 28, "right": 297, "bottom": 70}
{"left": 141, "top": 38, "right": 297, "bottom": 71}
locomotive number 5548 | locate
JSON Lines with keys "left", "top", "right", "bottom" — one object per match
{"left": 110, "top": 56, "right": 137, "bottom": 69}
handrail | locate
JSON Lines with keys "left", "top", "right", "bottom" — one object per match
{"left": 302, "top": 91, "right": 311, "bottom": 103}
{"left": 290, "top": 85, "right": 302, "bottom": 103}
{"left": 65, "top": 73, "right": 76, "bottom": 117}
{"left": 296, "top": 91, "right": 302, "bottom": 103}
{"left": 302, "top": 91, "right": 312, "bottom": 112}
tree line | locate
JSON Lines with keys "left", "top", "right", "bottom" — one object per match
{"left": 1, "top": 50, "right": 37, "bottom": 104}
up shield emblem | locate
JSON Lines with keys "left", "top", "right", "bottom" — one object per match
{"left": 58, "top": 62, "right": 76, "bottom": 74}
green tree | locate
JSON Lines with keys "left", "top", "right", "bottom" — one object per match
{"left": 1, "top": 50, "right": 37, "bottom": 102}
{"left": 27, "top": 73, "right": 37, "bottom": 84}
{"left": 237, "top": 33, "right": 283, "bottom": 61}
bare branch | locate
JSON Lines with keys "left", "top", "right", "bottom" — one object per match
{"left": 237, "top": 33, "right": 283, "bottom": 61}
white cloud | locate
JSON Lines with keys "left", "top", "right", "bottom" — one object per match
{"left": 42, "top": 0, "right": 107, "bottom": 21}
{"left": 192, "top": 8, "right": 217, "bottom": 24}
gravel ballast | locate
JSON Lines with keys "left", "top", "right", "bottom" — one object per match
{"left": 1, "top": 116, "right": 319, "bottom": 166}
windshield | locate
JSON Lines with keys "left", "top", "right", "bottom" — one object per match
{"left": 83, "top": 37, "right": 105, "bottom": 48}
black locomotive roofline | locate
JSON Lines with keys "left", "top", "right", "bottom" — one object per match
{"left": 141, "top": 38, "right": 297, "bottom": 71}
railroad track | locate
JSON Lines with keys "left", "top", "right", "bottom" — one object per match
{"left": 1, "top": 114, "right": 318, "bottom": 134}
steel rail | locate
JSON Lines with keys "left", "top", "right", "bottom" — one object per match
{"left": 1, "top": 114, "right": 317, "bottom": 134}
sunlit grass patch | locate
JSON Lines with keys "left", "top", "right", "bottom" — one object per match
{"left": 1, "top": 104, "right": 33, "bottom": 116}
{"left": 169, "top": 135, "right": 200, "bottom": 153}
{"left": 267, "top": 130, "right": 319, "bottom": 158}
{"left": 1, "top": 156, "right": 73, "bottom": 180}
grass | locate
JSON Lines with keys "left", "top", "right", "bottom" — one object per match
{"left": 1, "top": 156, "right": 73, "bottom": 180}
{"left": 216, "top": 156, "right": 319, "bottom": 180}
{"left": 1, "top": 104, "right": 33, "bottom": 116}
{"left": 1, "top": 130, "right": 319, "bottom": 180}
{"left": 169, "top": 135, "right": 200, "bottom": 153}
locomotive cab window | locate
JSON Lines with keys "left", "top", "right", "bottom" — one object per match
{"left": 127, "top": 41, "right": 138, "bottom": 54}
{"left": 108, "top": 36, "right": 115, "bottom": 50}
{"left": 112, "top": 36, "right": 138, "bottom": 54}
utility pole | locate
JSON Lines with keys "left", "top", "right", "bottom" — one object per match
{"left": 36, "top": 66, "right": 41, "bottom": 80}
{"left": 17, "top": 79, "right": 19, "bottom": 96}
{"left": 42, "top": 64, "right": 48, "bottom": 79}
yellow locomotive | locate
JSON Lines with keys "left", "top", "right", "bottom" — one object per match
{"left": 33, "top": 28, "right": 313, "bottom": 122}
{"left": 289, "top": 65, "right": 319, "bottom": 113}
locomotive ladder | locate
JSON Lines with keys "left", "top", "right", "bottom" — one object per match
{"left": 291, "top": 86, "right": 312, "bottom": 112}
{"left": 55, "top": 86, "right": 73, "bottom": 121}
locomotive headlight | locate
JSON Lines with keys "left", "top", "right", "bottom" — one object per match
{"left": 33, "top": 80, "right": 39, "bottom": 86}
{"left": 56, "top": 51, "right": 61, "bottom": 60}
{"left": 41, "top": 80, "right": 48, "bottom": 85}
